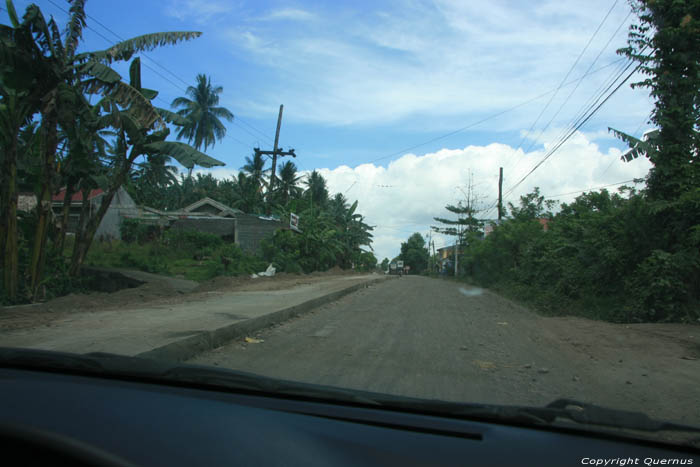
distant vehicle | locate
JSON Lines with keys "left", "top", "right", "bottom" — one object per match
{"left": 389, "top": 261, "right": 404, "bottom": 276}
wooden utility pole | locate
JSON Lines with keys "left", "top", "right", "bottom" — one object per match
{"left": 427, "top": 230, "right": 432, "bottom": 274}
{"left": 454, "top": 235, "right": 459, "bottom": 277}
{"left": 498, "top": 167, "right": 503, "bottom": 221}
{"left": 254, "top": 104, "right": 296, "bottom": 194}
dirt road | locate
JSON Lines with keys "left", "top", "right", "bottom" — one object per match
{"left": 189, "top": 275, "right": 700, "bottom": 427}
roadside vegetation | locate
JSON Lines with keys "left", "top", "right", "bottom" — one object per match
{"left": 0, "top": 1, "right": 374, "bottom": 305}
{"left": 424, "top": 0, "right": 699, "bottom": 324}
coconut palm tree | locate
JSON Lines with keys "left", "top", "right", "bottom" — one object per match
{"left": 171, "top": 74, "right": 234, "bottom": 176}
{"left": 241, "top": 151, "right": 269, "bottom": 192}
{"left": 304, "top": 170, "right": 329, "bottom": 209}
{"left": 231, "top": 172, "right": 263, "bottom": 213}
{"left": 275, "top": 160, "right": 302, "bottom": 206}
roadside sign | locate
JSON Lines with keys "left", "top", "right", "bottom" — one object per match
{"left": 397, "top": 260, "right": 404, "bottom": 268}
{"left": 290, "top": 213, "right": 301, "bottom": 232}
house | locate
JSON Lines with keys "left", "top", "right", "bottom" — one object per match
{"left": 128, "top": 197, "right": 290, "bottom": 254}
{"left": 483, "top": 219, "right": 502, "bottom": 237}
{"left": 181, "top": 197, "right": 242, "bottom": 218}
{"left": 436, "top": 245, "right": 458, "bottom": 272}
{"left": 51, "top": 187, "right": 137, "bottom": 240}
{"left": 437, "top": 245, "right": 457, "bottom": 261}
{"left": 234, "top": 214, "right": 286, "bottom": 253}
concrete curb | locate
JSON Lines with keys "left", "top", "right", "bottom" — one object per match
{"left": 136, "top": 276, "right": 394, "bottom": 362}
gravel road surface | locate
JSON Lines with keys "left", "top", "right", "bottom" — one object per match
{"left": 189, "top": 275, "right": 700, "bottom": 427}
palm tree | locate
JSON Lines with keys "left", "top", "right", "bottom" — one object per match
{"left": 231, "top": 173, "right": 263, "bottom": 213}
{"left": 275, "top": 160, "right": 302, "bottom": 206}
{"left": 172, "top": 74, "right": 234, "bottom": 176}
{"left": 304, "top": 170, "right": 329, "bottom": 209}
{"left": 241, "top": 151, "right": 269, "bottom": 192}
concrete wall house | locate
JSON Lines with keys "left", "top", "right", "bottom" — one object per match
{"left": 51, "top": 187, "right": 137, "bottom": 240}
{"left": 234, "top": 214, "right": 285, "bottom": 253}
{"left": 181, "top": 197, "right": 242, "bottom": 218}
{"left": 129, "top": 197, "right": 290, "bottom": 253}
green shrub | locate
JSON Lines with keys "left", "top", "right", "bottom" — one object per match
{"left": 120, "top": 218, "right": 162, "bottom": 244}
{"left": 261, "top": 230, "right": 303, "bottom": 273}
{"left": 163, "top": 229, "right": 223, "bottom": 253}
{"left": 624, "top": 249, "right": 699, "bottom": 322}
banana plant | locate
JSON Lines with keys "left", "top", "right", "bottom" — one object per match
{"left": 2, "top": 0, "right": 217, "bottom": 295}
{"left": 68, "top": 57, "right": 224, "bottom": 276}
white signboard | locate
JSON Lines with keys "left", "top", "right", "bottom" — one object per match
{"left": 396, "top": 260, "right": 404, "bottom": 268}
{"left": 290, "top": 213, "right": 301, "bottom": 232}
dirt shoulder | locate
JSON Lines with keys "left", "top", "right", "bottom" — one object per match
{"left": 0, "top": 266, "right": 367, "bottom": 332}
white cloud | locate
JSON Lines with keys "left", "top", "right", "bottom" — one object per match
{"left": 221, "top": 0, "right": 648, "bottom": 130}
{"left": 165, "top": 0, "right": 233, "bottom": 24}
{"left": 313, "top": 132, "right": 652, "bottom": 261}
{"left": 261, "top": 8, "right": 316, "bottom": 22}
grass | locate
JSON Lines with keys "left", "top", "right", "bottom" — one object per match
{"left": 79, "top": 237, "right": 266, "bottom": 283}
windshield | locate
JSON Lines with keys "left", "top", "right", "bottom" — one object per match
{"left": 1, "top": 0, "right": 699, "bottom": 446}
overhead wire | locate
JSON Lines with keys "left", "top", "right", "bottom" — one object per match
{"left": 487, "top": 38, "right": 651, "bottom": 217}
{"left": 363, "top": 58, "right": 625, "bottom": 166}
{"left": 521, "top": 9, "right": 632, "bottom": 157}
{"left": 481, "top": 56, "right": 644, "bottom": 217}
{"left": 508, "top": 0, "right": 620, "bottom": 162}
{"left": 543, "top": 179, "right": 641, "bottom": 199}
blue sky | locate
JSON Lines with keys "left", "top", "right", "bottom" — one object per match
{"left": 13, "top": 0, "right": 655, "bottom": 260}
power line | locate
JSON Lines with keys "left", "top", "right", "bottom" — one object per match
{"left": 543, "top": 179, "right": 641, "bottom": 199}
{"left": 482, "top": 58, "right": 643, "bottom": 216}
{"left": 363, "top": 58, "right": 625, "bottom": 166}
{"left": 502, "top": 53, "right": 632, "bottom": 182}
{"left": 493, "top": 43, "right": 651, "bottom": 213}
{"left": 521, "top": 9, "right": 632, "bottom": 156}
{"left": 514, "top": 63, "right": 639, "bottom": 189}
{"left": 507, "top": 0, "right": 620, "bottom": 165}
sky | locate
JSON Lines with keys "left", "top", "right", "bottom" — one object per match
{"left": 14, "top": 0, "right": 654, "bottom": 261}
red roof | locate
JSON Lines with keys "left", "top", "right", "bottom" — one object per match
{"left": 52, "top": 188, "right": 104, "bottom": 202}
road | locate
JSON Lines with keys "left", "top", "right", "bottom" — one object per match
{"left": 189, "top": 275, "right": 700, "bottom": 427}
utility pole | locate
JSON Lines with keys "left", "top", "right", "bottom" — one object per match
{"left": 454, "top": 235, "right": 459, "bottom": 277}
{"left": 427, "top": 230, "right": 432, "bottom": 274}
{"left": 498, "top": 167, "right": 503, "bottom": 221}
{"left": 254, "top": 104, "right": 296, "bottom": 213}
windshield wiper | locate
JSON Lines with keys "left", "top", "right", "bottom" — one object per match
{"left": 0, "top": 347, "right": 383, "bottom": 406}
{"left": 1, "top": 348, "right": 699, "bottom": 436}
{"left": 537, "top": 398, "right": 700, "bottom": 433}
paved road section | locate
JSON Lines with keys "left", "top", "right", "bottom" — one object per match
{"left": 189, "top": 276, "right": 700, "bottom": 427}
{"left": 0, "top": 275, "right": 383, "bottom": 357}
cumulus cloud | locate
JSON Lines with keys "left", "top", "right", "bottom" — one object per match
{"left": 314, "top": 132, "right": 652, "bottom": 261}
